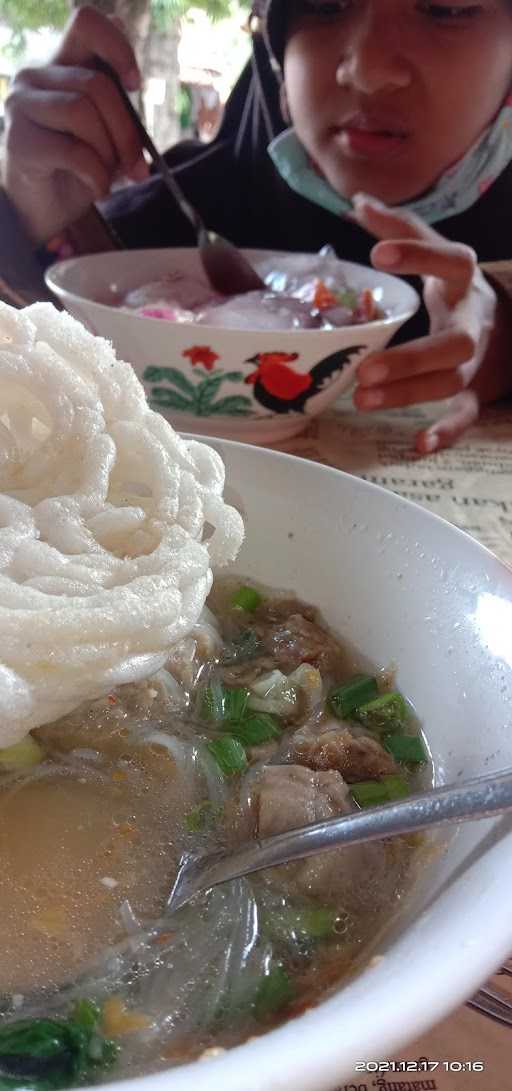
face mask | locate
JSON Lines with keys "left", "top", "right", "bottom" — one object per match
{"left": 268, "top": 95, "right": 512, "bottom": 225}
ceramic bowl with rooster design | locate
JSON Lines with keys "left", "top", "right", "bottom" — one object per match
{"left": 46, "top": 248, "right": 419, "bottom": 444}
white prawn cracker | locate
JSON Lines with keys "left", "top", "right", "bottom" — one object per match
{"left": 0, "top": 302, "right": 244, "bottom": 746}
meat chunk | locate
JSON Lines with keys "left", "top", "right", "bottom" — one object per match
{"left": 289, "top": 721, "right": 398, "bottom": 783}
{"left": 258, "top": 612, "right": 345, "bottom": 674}
{"left": 254, "top": 598, "right": 319, "bottom": 624}
{"left": 221, "top": 653, "right": 276, "bottom": 688}
{"left": 250, "top": 764, "right": 408, "bottom": 911}
{"left": 216, "top": 595, "right": 345, "bottom": 684}
{"left": 254, "top": 764, "right": 351, "bottom": 838}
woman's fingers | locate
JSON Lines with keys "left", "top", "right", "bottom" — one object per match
{"left": 10, "top": 65, "right": 147, "bottom": 181}
{"left": 357, "top": 329, "right": 475, "bottom": 390}
{"left": 52, "top": 5, "right": 140, "bottom": 90}
{"left": 3, "top": 5, "right": 146, "bottom": 240}
{"left": 415, "top": 391, "right": 480, "bottom": 454}
{"left": 372, "top": 239, "right": 476, "bottom": 306}
{"left": 354, "top": 368, "right": 466, "bottom": 412}
{"left": 351, "top": 194, "right": 487, "bottom": 452}
{"left": 351, "top": 193, "right": 434, "bottom": 242}
{"left": 354, "top": 327, "right": 476, "bottom": 410}
{"left": 6, "top": 112, "right": 112, "bottom": 199}
{"left": 9, "top": 84, "right": 117, "bottom": 177}
{"left": 353, "top": 193, "right": 476, "bottom": 306}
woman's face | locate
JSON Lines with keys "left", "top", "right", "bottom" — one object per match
{"left": 283, "top": 0, "right": 512, "bottom": 203}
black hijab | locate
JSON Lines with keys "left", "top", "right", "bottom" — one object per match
{"left": 212, "top": 0, "right": 287, "bottom": 163}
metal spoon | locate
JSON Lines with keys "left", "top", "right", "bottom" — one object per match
{"left": 95, "top": 59, "right": 265, "bottom": 296}
{"left": 167, "top": 769, "right": 512, "bottom": 913}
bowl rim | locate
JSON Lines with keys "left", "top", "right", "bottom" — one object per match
{"left": 73, "top": 440, "right": 512, "bottom": 1091}
{"left": 44, "top": 246, "right": 420, "bottom": 337}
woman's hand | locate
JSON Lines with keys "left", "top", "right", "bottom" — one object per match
{"left": 352, "top": 194, "right": 497, "bottom": 454}
{"left": 2, "top": 5, "right": 149, "bottom": 244}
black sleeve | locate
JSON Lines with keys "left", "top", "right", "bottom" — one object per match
{"left": 98, "top": 138, "right": 227, "bottom": 249}
{"left": 100, "top": 138, "right": 255, "bottom": 250}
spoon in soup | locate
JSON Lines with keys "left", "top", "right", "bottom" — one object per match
{"left": 95, "top": 59, "right": 266, "bottom": 297}
{"left": 168, "top": 768, "right": 512, "bottom": 913}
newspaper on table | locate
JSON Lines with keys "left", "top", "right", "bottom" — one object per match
{"left": 272, "top": 399, "right": 512, "bottom": 569}
{"left": 273, "top": 398, "right": 512, "bottom": 1090}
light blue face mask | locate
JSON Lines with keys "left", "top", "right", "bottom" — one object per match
{"left": 268, "top": 95, "right": 512, "bottom": 225}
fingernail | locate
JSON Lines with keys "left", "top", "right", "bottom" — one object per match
{"left": 423, "top": 432, "right": 440, "bottom": 453}
{"left": 360, "top": 362, "right": 388, "bottom": 386}
{"left": 373, "top": 243, "right": 401, "bottom": 268}
{"left": 124, "top": 67, "right": 140, "bottom": 91}
{"left": 130, "top": 158, "right": 150, "bottom": 181}
{"left": 359, "top": 388, "right": 385, "bottom": 410}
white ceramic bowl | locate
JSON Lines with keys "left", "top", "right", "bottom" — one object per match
{"left": 45, "top": 248, "right": 419, "bottom": 444}
{"left": 91, "top": 440, "right": 512, "bottom": 1091}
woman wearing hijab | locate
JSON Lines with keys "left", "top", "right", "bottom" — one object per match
{"left": 3, "top": 0, "right": 512, "bottom": 451}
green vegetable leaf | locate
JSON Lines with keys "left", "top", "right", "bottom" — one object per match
{"left": 0, "top": 1006, "right": 118, "bottom": 1091}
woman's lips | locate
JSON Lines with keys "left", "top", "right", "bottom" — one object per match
{"left": 333, "top": 120, "right": 409, "bottom": 159}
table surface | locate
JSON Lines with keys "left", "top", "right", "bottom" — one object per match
{"left": 270, "top": 397, "right": 512, "bottom": 1091}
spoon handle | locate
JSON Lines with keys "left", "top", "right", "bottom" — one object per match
{"left": 94, "top": 58, "right": 202, "bottom": 234}
{"left": 169, "top": 771, "right": 512, "bottom": 912}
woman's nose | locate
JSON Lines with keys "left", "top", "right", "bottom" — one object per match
{"left": 335, "top": 9, "right": 412, "bottom": 95}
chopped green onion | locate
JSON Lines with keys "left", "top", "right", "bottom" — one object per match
{"left": 351, "top": 773, "right": 410, "bottom": 808}
{"left": 354, "top": 692, "right": 409, "bottom": 734}
{"left": 184, "top": 801, "right": 223, "bottom": 833}
{"left": 351, "top": 780, "right": 390, "bottom": 808}
{"left": 223, "top": 686, "right": 250, "bottom": 722}
{"left": 382, "top": 773, "right": 410, "bottom": 800}
{"left": 231, "top": 586, "right": 264, "bottom": 612}
{"left": 254, "top": 964, "right": 295, "bottom": 1022}
{"left": 70, "top": 999, "right": 99, "bottom": 1032}
{"left": 200, "top": 683, "right": 249, "bottom": 724}
{"left": 207, "top": 737, "right": 247, "bottom": 777}
{"left": 221, "top": 629, "right": 262, "bottom": 666}
{"left": 383, "top": 734, "right": 427, "bottom": 764}
{"left": 228, "top": 713, "right": 281, "bottom": 747}
{"left": 329, "top": 674, "right": 378, "bottom": 719}
{"left": 200, "top": 679, "right": 226, "bottom": 723}
{"left": 264, "top": 906, "right": 338, "bottom": 946}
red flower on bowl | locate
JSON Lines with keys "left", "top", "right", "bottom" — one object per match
{"left": 183, "top": 345, "right": 220, "bottom": 371}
